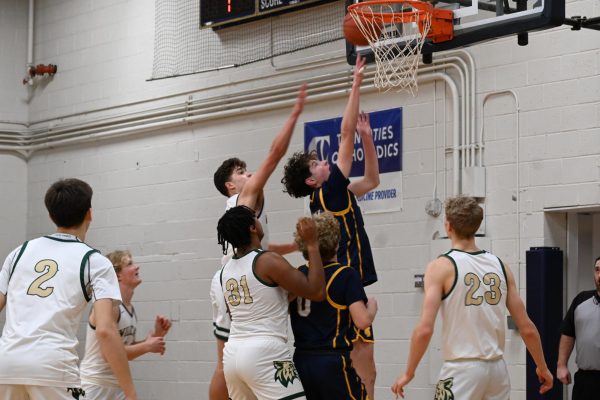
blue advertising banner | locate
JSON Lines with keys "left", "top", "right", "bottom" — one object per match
{"left": 304, "top": 108, "right": 403, "bottom": 213}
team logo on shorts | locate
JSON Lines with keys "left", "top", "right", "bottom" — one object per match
{"left": 273, "top": 360, "right": 299, "bottom": 387}
{"left": 434, "top": 377, "right": 455, "bottom": 400}
{"left": 67, "top": 388, "right": 85, "bottom": 399}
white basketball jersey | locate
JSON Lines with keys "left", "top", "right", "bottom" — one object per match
{"left": 80, "top": 303, "right": 138, "bottom": 387}
{"left": 0, "top": 233, "right": 121, "bottom": 387}
{"left": 226, "top": 194, "right": 270, "bottom": 248}
{"left": 440, "top": 249, "right": 508, "bottom": 361}
{"left": 211, "top": 268, "right": 231, "bottom": 340}
{"left": 221, "top": 249, "right": 288, "bottom": 341}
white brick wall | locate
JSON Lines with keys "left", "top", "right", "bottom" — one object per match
{"left": 0, "top": 0, "right": 599, "bottom": 399}
{"left": 0, "top": 0, "right": 28, "bottom": 123}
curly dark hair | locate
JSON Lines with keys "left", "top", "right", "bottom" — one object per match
{"left": 213, "top": 157, "right": 246, "bottom": 197}
{"left": 217, "top": 205, "right": 256, "bottom": 255}
{"left": 281, "top": 151, "right": 316, "bottom": 198}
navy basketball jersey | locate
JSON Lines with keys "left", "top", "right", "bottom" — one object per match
{"left": 310, "top": 164, "right": 377, "bottom": 286}
{"left": 290, "top": 262, "right": 367, "bottom": 351}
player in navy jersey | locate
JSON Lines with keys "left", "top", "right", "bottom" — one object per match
{"left": 282, "top": 55, "right": 380, "bottom": 398}
{"left": 290, "top": 212, "right": 378, "bottom": 400}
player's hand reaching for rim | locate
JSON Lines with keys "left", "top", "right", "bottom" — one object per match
{"left": 292, "top": 83, "right": 308, "bottom": 116}
{"left": 296, "top": 217, "right": 318, "bottom": 245}
{"left": 353, "top": 54, "right": 366, "bottom": 87}
{"left": 356, "top": 111, "right": 372, "bottom": 140}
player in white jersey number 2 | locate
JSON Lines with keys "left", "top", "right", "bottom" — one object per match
{"left": 0, "top": 178, "right": 136, "bottom": 400}
{"left": 216, "top": 205, "right": 326, "bottom": 400}
{"left": 392, "top": 196, "right": 553, "bottom": 399}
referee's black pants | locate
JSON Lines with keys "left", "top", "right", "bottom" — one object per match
{"left": 573, "top": 369, "right": 600, "bottom": 400}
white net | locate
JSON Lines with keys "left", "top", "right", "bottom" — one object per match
{"left": 152, "top": 0, "right": 345, "bottom": 80}
{"left": 349, "top": 1, "right": 432, "bottom": 95}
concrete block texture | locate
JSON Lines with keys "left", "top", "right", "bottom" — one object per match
{"left": 0, "top": 0, "right": 598, "bottom": 398}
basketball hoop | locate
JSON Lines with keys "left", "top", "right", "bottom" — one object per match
{"left": 348, "top": 0, "right": 453, "bottom": 94}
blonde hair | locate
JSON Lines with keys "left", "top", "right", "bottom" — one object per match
{"left": 295, "top": 212, "right": 340, "bottom": 262}
{"left": 105, "top": 250, "right": 132, "bottom": 274}
{"left": 444, "top": 196, "right": 483, "bottom": 238}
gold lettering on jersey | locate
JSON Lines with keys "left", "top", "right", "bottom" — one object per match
{"left": 464, "top": 272, "right": 502, "bottom": 306}
{"left": 27, "top": 259, "right": 59, "bottom": 298}
{"left": 226, "top": 275, "right": 254, "bottom": 307}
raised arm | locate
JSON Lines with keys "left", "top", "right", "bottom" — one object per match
{"left": 260, "top": 217, "right": 325, "bottom": 301}
{"left": 94, "top": 299, "right": 137, "bottom": 400}
{"left": 337, "top": 55, "right": 366, "bottom": 178}
{"left": 237, "top": 84, "right": 307, "bottom": 209}
{"left": 348, "top": 111, "right": 380, "bottom": 196}
{"left": 391, "top": 257, "right": 449, "bottom": 398}
{"left": 504, "top": 264, "right": 553, "bottom": 394}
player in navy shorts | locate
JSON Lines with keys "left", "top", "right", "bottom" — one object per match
{"left": 290, "top": 212, "right": 378, "bottom": 399}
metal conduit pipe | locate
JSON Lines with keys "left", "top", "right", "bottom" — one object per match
{"left": 420, "top": 61, "right": 467, "bottom": 172}
{"left": 438, "top": 50, "right": 477, "bottom": 166}
{"left": 23, "top": 71, "right": 358, "bottom": 139}
{"left": 2, "top": 66, "right": 464, "bottom": 200}
{"left": 432, "top": 56, "right": 471, "bottom": 167}
{"left": 23, "top": 52, "right": 463, "bottom": 141}
{"left": 27, "top": 55, "right": 351, "bottom": 126}
{"left": 21, "top": 57, "right": 469, "bottom": 146}
{"left": 0, "top": 71, "right": 462, "bottom": 200}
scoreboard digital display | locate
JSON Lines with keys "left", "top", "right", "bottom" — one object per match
{"left": 200, "top": 0, "right": 339, "bottom": 29}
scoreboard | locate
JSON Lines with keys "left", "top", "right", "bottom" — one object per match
{"left": 200, "top": 0, "right": 339, "bottom": 29}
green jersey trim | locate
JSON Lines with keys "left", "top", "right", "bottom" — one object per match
{"left": 252, "top": 250, "right": 277, "bottom": 287}
{"left": 8, "top": 241, "right": 29, "bottom": 282}
{"left": 440, "top": 252, "right": 458, "bottom": 300}
{"left": 80, "top": 249, "right": 99, "bottom": 302}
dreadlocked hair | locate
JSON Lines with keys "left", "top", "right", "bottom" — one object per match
{"left": 217, "top": 205, "right": 256, "bottom": 255}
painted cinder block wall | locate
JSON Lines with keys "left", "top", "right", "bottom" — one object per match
{"left": 0, "top": 0, "right": 599, "bottom": 399}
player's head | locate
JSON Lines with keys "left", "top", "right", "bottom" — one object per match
{"left": 217, "top": 205, "right": 263, "bottom": 255}
{"left": 214, "top": 157, "right": 251, "bottom": 197}
{"left": 295, "top": 212, "right": 340, "bottom": 263}
{"left": 282, "top": 151, "right": 330, "bottom": 198}
{"left": 444, "top": 196, "right": 483, "bottom": 239}
{"left": 44, "top": 178, "right": 93, "bottom": 228}
{"left": 107, "top": 250, "right": 142, "bottom": 288}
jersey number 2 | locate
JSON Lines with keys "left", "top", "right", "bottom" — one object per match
{"left": 27, "top": 259, "right": 58, "bottom": 298}
{"left": 225, "top": 275, "right": 254, "bottom": 306}
{"left": 464, "top": 272, "right": 502, "bottom": 306}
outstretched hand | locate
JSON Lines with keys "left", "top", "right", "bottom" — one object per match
{"left": 296, "top": 217, "right": 318, "bottom": 245}
{"left": 356, "top": 111, "right": 372, "bottom": 140}
{"left": 353, "top": 54, "right": 366, "bottom": 87}
{"left": 292, "top": 83, "right": 308, "bottom": 116}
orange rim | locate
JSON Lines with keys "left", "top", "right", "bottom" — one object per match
{"left": 348, "top": 0, "right": 433, "bottom": 24}
{"left": 347, "top": 0, "right": 454, "bottom": 43}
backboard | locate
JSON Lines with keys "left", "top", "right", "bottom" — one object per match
{"left": 346, "top": 0, "right": 565, "bottom": 64}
